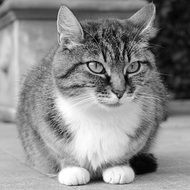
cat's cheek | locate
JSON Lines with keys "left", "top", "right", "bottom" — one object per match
{"left": 103, "top": 166, "right": 135, "bottom": 184}
{"left": 58, "top": 167, "right": 90, "bottom": 186}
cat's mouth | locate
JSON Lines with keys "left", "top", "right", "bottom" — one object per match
{"left": 99, "top": 101, "right": 122, "bottom": 108}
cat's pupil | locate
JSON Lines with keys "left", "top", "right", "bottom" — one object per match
{"left": 127, "top": 62, "right": 141, "bottom": 74}
{"left": 94, "top": 63, "right": 98, "bottom": 69}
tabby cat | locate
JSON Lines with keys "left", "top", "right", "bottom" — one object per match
{"left": 16, "top": 3, "right": 167, "bottom": 186}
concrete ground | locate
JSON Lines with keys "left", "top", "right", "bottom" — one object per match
{"left": 0, "top": 115, "right": 190, "bottom": 190}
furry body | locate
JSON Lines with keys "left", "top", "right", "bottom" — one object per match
{"left": 17, "top": 4, "right": 167, "bottom": 185}
{"left": 56, "top": 92, "right": 142, "bottom": 170}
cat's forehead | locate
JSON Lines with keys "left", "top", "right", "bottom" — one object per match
{"left": 83, "top": 19, "right": 140, "bottom": 41}
{"left": 83, "top": 19, "right": 127, "bottom": 41}
{"left": 82, "top": 19, "right": 141, "bottom": 66}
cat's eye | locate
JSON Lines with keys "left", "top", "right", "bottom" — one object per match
{"left": 126, "top": 61, "right": 141, "bottom": 74}
{"left": 87, "top": 61, "right": 105, "bottom": 74}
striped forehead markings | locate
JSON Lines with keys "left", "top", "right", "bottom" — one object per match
{"left": 100, "top": 36, "right": 129, "bottom": 64}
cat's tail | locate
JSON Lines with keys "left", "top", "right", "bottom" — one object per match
{"left": 129, "top": 153, "right": 157, "bottom": 175}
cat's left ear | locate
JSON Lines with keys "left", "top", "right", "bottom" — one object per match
{"left": 128, "top": 3, "right": 156, "bottom": 37}
{"left": 57, "top": 5, "right": 84, "bottom": 47}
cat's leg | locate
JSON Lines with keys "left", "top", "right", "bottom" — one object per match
{"left": 58, "top": 157, "right": 90, "bottom": 185}
{"left": 129, "top": 125, "right": 158, "bottom": 175}
{"left": 58, "top": 166, "right": 90, "bottom": 185}
{"left": 102, "top": 165, "right": 135, "bottom": 184}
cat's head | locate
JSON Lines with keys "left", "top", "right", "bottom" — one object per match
{"left": 53, "top": 3, "right": 157, "bottom": 110}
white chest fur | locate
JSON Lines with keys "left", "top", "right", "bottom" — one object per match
{"left": 56, "top": 94, "right": 142, "bottom": 170}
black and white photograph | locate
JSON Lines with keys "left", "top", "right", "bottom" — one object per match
{"left": 0, "top": 0, "right": 189, "bottom": 189}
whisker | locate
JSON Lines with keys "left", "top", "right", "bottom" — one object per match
{"left": 151, "top": 71, "right": 172, "bottom": 77}
{"left": 135, "top": 94, "right": 163, "bottom": 102}
{"left": 69, "top": 96, "right": 92, "bottom": 104}
{"left": 69, "top": 97, "right": 95, "bottom": 109}
{"left": 135, "top": 92, "right": 165, "bottom": 100}
{"left": 148, "top": 42, "right": 163, "bottom": 48}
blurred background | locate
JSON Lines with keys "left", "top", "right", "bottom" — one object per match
{"left": 0, "top": 0, "right": 190, "bottom": 122}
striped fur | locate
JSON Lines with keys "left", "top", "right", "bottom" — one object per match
{"left": 16, "top": 3, "right": 168, "bottom": 185}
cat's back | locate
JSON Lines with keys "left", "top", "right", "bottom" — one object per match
{"left": 20, "top": 45, "right": 58, "bottom": 96}
{"left": 17, "top": 45, "right": 58, "bottom": 122}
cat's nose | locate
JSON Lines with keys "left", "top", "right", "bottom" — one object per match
{"left": 111, "top": 89, "right": 125, "bottom": 99}
{"left": 110, "top": 71, "right": 126, "bottom": 99}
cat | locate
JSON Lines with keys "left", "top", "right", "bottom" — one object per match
{"left": 16, "top": 3, "right": 168, "bottom": 186}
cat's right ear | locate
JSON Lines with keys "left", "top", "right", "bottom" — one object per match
{"left": 57, "top": 6, "right": 84, "bottom": 48}
{"left": 128, "top": 3, "right": 156, "bottom": 37}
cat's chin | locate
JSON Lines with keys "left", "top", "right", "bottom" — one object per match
{"left": 96, "top": 101, "right": 125, "bottom": 111}
{"left": 97, "top": 97, "right": 133, "bottom": 109}
{"left": 96, "top": 97, "right": 134, "bottom": 111}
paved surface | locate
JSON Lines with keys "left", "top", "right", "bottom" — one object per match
{"left": 0, "top": 115, "right": 190, "bottom": 190}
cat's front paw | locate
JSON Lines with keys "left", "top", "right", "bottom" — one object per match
{"left": 103, "top": 165, "right": 135, "bottom": 184}
{"left": 58, "top": 167, "right": 90, "bottom": 185}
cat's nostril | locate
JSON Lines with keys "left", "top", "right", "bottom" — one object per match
{"left": 111, "top": 89, "right": 124, "bottom": 99}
